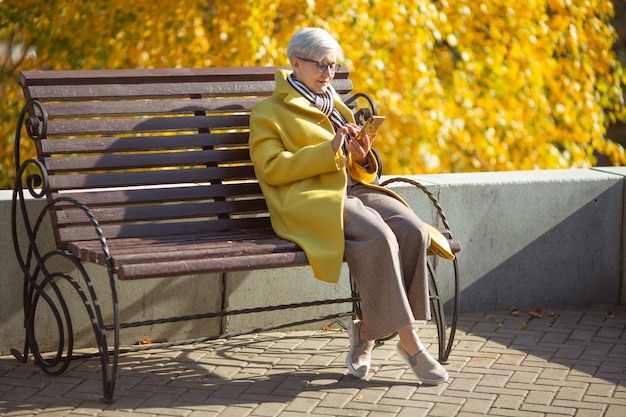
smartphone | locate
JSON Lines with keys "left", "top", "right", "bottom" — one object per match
{"left": 354, "top": 115, "right": 385, "bottom": 142}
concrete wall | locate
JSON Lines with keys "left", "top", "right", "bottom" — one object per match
{"left": 1, "top": 168, "right": 624, "bottom": 355}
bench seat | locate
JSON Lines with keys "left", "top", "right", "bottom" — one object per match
{"left": 69, "top": 230, "right": 307, "bottom": 280}
{"left": 67, "top": 227, "right": 459, "bottom": 280}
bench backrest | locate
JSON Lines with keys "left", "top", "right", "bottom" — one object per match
{"left": 19, "top": 67, "right": 355, "bottom": 249}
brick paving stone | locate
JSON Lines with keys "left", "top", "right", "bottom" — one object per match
{"left": 247, "top": 401, "right": 288, "bottom": 416}
{"left": 520, "top": 403, "right": 578, "bottom": 415}
{"left": 282, "top": 396, "right": 320, "bottom": 413}
{"left": 378, "top": 397, "right": 435, "bottom": 410}
{"left": 538, "top": 366, "right": 570, "bottom": 380}
{"left": 492, "top": 394, "right": 525, "bottom": 410}
{"left": 540, "top": 332, "right": 571, "bottom": 344}
{"left": 509, "top": 370, "right": 540, "bottom": 384}
{"left": 551, "top": 399, "right": 606, "bottom": 412}
{"left": 606, "top": 404, "right": 626, "bottom": 417}
{"left": 525, "top": 390, "right": 556, "bottom": 405}
{"left": 427, "top": 402, "right": 463, "bottom": 416}
{"left": 344, "top": 401, "right": 401, "bottom": 415}
{"left": 479, "top": 373, "right": 514, "bottom": 388}
{"left": 572, "top": 410, "right": 607, "bottom": 417}
{"left": 585, "top": 382, "right": 617, "bottom": 397}
{"left": 396, "top": 406, "right": 430, "bottom": 417}
{"left": 444, "top": 390, "right": 497, "bottom": 404}
{"left": 309, "top": 406, "right": 368, "bottom": 416}
{"left": 583, "top": 395, "right": 626, "bottom": 407}
{"left": 466, "top": 355, "right": 498, "bottom": 369}
{"left": 353, "top": 386, "right": 387, "bottom": 404}
{"left": 455, "top": 413, "right": 489, "bottom": 417}
{"left": 459, "top": 398, "right": 495, "bottom": 414}
{"left": 314, "top": 391, "right": 351, "bottom": 409}
{"left": 382, "top": 384, "right": 417, "bottom": 400}
{"left": 495, "top": 353, "right": 526, "bottom": 366}
{"left": 556, "top": 386, "right": 587, "bottom": 401}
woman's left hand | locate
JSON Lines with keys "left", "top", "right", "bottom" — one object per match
{"left": 348, "top": 128, "right": 376, "bottom": 166}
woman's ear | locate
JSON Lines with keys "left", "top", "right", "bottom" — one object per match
{"left": 291, "top": 57, "right": 300, "bottom": 72}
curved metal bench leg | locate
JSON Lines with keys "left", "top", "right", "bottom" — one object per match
{"left": 429, "top": 256, "right": 461, "bottom": 364}
{"left": 378, "top": 176, "right": 460, "bottom": 362}
{"left": 427, "top": 259, "right": 448, "bottom": 364}
{"left": 444, "top": 257, "right": 461, "bottom": 362}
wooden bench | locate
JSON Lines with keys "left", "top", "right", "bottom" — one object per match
{"left": 11, "top": 66, "right": 461, "bottom": 402}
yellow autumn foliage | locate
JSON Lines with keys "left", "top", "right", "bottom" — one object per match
{"left": 0, "top": 0, "right": 624, "bottom": 188}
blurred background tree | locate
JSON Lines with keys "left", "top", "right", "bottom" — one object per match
{"left": 607, "top": 0, "right": 626, "bottom": 150}
{"left": 1, "top": 0, "right": 625, "bottom": 188}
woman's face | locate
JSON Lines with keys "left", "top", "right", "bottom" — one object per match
{"left": 292, "top": 52, "right": 338, "bottom": 95}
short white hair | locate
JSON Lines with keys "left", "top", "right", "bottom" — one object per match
{"left": 287, "top": 28, "right": 342, "bottom": 62}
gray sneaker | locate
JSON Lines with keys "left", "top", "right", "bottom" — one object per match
{"left": 396, "top": 342, "right": 449, "bottom": 385}
{"left": 346, "top": 320, "right": 375, "bottom": 378}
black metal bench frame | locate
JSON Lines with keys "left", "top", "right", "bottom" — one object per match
{"left": 10, "top": 67, "right": 460, "bottom": 403}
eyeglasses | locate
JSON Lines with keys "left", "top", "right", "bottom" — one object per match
{"left": 296, "top": 57, "right": 341, "bottom": 74}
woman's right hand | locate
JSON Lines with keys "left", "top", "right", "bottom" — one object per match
{"left": 332, "top": 123, "right": 360, "bottom": 152}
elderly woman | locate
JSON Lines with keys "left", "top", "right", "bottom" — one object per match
{"left": 249, "top": 27, "right": 448, "bottom": 385}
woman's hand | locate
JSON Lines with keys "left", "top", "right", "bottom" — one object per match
{"left": 332, "top": 123, "right": 376, "bottom": 166}
{"left": 332, "top": 123, "right": 360, "bottom": 153}
{"left": 348, "top": 127, "right": 376, "bottom": 166}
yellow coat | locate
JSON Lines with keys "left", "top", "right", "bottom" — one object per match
{"left": 249, "top": 70, "right": 378, "bottom": 283}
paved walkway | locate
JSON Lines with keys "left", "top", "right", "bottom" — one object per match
{"left": 0, "top": 304, "right": 625, "bottom": 416}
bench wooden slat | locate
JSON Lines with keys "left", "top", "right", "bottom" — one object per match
{"left": 43, "top": 149, "right": 251, "bottom": 173}
{"left": 55, "top": 216, "right": 273, "bottom": 245}
{"left": 47, "top": 166, "right": 256, "bottom": 191}
{"left": 73, "top": 228, "right": 284, "bottom": 249}
{"left": 45, "top": 114, "right": 250, "bottom": 137}
{"left": 116, "top": 251, "right": 310, "bottom": 280}
{"left": 24, "top": 78, "right": 355, "bottom": 101}
{"left": 50, "top": 183, "right": 262, "bottom": 207}
{"left": 68, "top": 231, "right": 301, "bottom": 267}
{"left": 20, "top": 66, "right": 349, "bottom": 85}
{"left": 25, "top": 80, "right": 276, "bottom": 100}
{"left": 41, "top": 94, "right": 354, "bottom": 119}
{"left": 39, "top": 133, "right": 249, "bottom": 155}
{"left": 20, "top": 66, "right": 289, "bottom": 85}
{"left": 51, "top": 198, "right": 268, "bottom": 226}
{"left": 42, "top": 98, "right": 262, "bottom": 118}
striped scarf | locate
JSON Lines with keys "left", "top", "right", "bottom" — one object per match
{"left": 287, "top": 74, "right": 347, "bottom": 132}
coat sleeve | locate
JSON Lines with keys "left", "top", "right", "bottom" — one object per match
{"left": 249, "top": 106, "right": 345, "bottom": 187}
{"left": 347, "top": 152, "right": 378, "bottom": 184}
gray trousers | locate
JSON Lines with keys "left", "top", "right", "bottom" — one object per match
{"left": 344, "top": 184, "right": 431, "bottom": 341}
